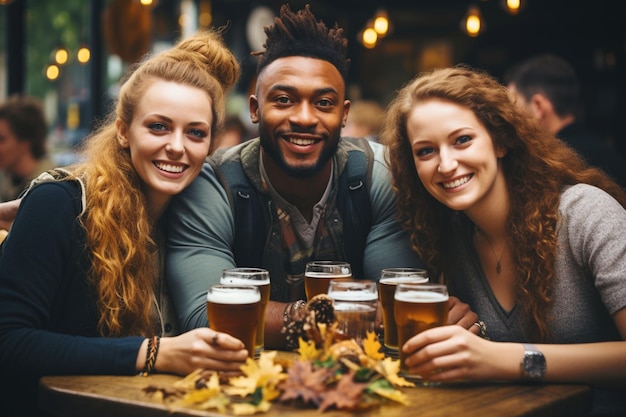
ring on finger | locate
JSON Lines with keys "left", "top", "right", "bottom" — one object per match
{"left": 472, "top": 321, "right": 488, "bottom": 338}
{"left": 212, "top": 333, "right": 220, "bottom": 347}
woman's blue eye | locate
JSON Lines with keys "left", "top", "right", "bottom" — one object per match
{"left": 457, "top": 135, "right": 472, "bottom": 144}
{"left": 416, "top": 147, "right": 434, "bottom": 157}
{"left": 189, "top": 129, "right": 207, "bottom": 138}
{"left": 150, "top": 123, "right": 167, "bottom": 132}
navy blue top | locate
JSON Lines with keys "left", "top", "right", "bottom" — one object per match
{"left": 0, "top": 181, "right": 143, "bottom": 417}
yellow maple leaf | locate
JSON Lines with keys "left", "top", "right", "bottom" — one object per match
{"left": 376, "top": 358, "right": 415, "bottom": 388}
{"left": 182, "top": 372, "right": 222, "bottom": 403}
{"left": 188, "top": 393, "right": 231, "bottom": 413}
{"left": 371, "top": 386, "right": 411, "bottom": 405}
{"left": 363, "top": 331, "right": 385, "bottom": 360}
{"left": 225, "top": 351, "right": 286, "bottom": 397}
{"left": 173, "top": 368, "right": 204, "bottom": 390}
{"left": 296, "top": 337, "right": 321, "bottom": 360}
{"left": 231, "top": 399, "right": 272, "bottom": 415}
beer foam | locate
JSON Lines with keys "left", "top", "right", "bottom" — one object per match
{"left": 380, "top": 276, "right": 429, "bottom": 285}
{"left": 207, "top": 290, "right": 260, "bottom": 304}
{"left": 329, "top": 291, "right": 378, "bottom": 302}
{"left": 394, "top": 290, "right": 448, "bottom": 303}
{"left": 333, "top": 302, "right": 377, "bottom": 312}
{"left": 305, "top": 272, "right": 352, "bottom": 278}
{"left": 221, "top": 277, "right": 270, "bottom": 286}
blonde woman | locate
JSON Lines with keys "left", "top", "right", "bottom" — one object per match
{"left": 0, "top": 31, "right": 247, "bottom": 417}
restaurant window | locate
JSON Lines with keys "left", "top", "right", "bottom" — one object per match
{"left": 0, "top": 0, "right": 195, "bottom": 167}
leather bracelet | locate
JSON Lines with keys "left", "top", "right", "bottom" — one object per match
{"left": 140, "top": 335, "right": 160, "bottom": 376}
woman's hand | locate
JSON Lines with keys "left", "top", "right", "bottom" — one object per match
{"left": 401, "top": 325, "right": 516, "bottom": 382}
{"left": 155, "top": 328, "right": 249, "bottom": 376}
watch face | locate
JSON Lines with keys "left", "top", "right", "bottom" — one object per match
{"left": 524, "top": 352, "right": 546, "bottom": 379}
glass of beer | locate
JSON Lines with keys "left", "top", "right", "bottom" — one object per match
{"left": 394, "top": 283, "right": 449, "bottom": 382}
{"left": 379, "top": 268, "right": 429, "bottom": 355}
{"left": 206, "top": 284, "right": 261, "bottom": 358}
{"left": 220, "top": 268, "right": 270, "bottom": 358}
{"left": 304, "top": 261, "right": 352, "bottom": 300}
{"left": 327, "top": 280, "right": 378, "bottom": 344}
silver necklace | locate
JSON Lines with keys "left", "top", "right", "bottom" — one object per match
{"left": 475, "top": 226, "right": 506, "bottom": 274}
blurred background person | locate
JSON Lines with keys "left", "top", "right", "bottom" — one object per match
{"left": 341, "top": 99, "right": 384, "bottom": 143}
{"left": 0, "top": 95, "right": 56, "bottom": 202}
{"left": 505, "top": 54, "right": 626, "bottom": 189}
{"left": 212, "top": 114, "right": 250, "bottom": 152}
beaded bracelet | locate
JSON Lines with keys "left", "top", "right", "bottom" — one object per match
{"left": 140, "top": 335, "right": 160, "bottom": 376}
{"left": 283, "top": 300, "right": 306, "bottom": 324}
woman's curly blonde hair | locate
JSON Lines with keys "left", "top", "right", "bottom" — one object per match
{"left": 67, "top": 30, "right": 239, "bottom": 337}
{"left": 381, "top": 66, "right": 626, "bottom": 341}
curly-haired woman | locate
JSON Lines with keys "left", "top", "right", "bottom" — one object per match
{"left": 383, "top": 66, "right": 626, "bottom": 415}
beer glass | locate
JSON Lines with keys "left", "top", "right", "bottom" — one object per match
{"left": 394, "top": 283, "right": 448, "bottom": 381}
{"left": 206, "top": 284, "right": 261, "bottom": 358}
{"left": 220, "top": 268, "right": 270, "bottom": 358}
{"left": 327, "top": 280, "right": 378, "bottom": 344}
{"left": 378, "top": 268, "right": 429, "bottom": 354}
{"left": 304, "top": 261, "right": 351, "bottom": 300}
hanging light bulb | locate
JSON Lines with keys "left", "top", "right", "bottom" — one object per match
{"left": 77, "top": 44, "right": 91, "bottom": 64}
{"left": 373, "top": 10, "right": 389, "bottom": 37}
{"left": 45, "top": 63, "right": 60, "bottom": 81}
{"left": 503, "top": 0, "right": 524, "bottom": 15}
{"left": 54, "top": 46, "right": 69, "bottom": 65}
{"left": 462, "top": 5, "right": 483, "bottom": 37}
{"left": 361, "top": 27, "right": 378, "bottom": 49}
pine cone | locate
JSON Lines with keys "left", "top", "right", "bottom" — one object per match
{"left": 283, "top": 295, "right": 336, "bottom": 350}
{"left": 307, "top": 294, "right": 335, "bottom": 325}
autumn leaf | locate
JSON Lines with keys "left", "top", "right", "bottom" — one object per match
{"left": 363, "top": 331, "right": 385, "bottom": 360}
{"left": 297, "top": 337, "right": 321, "bottom": 360}
{"left": 225, "top": 351, "right": 286, "bottom": 397}
{"left": 376, "top": 358, "right": 415, "bottom": 388}
{"left": 231, "top": 400, "right": 272, "bottom": 415}
{"left": 318, "top": 370, "right": 369, "bottom": 411}
{"left": 368, "top": 379, "right": 410, "bottom": 405}
{"left": 278, "top": 360, "right": 334, "bottom": 406}
{"left": 173, "top": 368, "right": 205, "bottom": 390}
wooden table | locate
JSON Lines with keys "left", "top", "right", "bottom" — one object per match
{"left": 38, "top": 353, "right": 591, "bottom": 417}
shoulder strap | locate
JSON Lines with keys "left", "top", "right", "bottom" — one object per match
{"left": 20, "top": 168, "right": 86, "bottom": 216}
{"left": 0, "top": 168, "right": 86, "bottom": 256}
{"left": 208, "top": 158, "right": 267, "bottom": 268}
{"left": 337, "top": 137, "right": 374, "bottom": 279}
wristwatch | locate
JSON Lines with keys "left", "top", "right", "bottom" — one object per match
{"left": 520, "top": 343, "right": 546, "bottom": 381}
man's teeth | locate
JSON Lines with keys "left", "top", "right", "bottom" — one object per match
{"left": 155, "top": 162, "right": 184, "bottom": 173}
{"left": 290, "top": 138, "right": 316, "bottom": 146}
{"left": 443, "top": 175, "right": 471, "bottom": 189}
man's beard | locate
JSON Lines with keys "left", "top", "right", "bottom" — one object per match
{"left": 258, "top": 121, "right": 340, "bottom": 179}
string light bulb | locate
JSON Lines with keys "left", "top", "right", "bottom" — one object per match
{"left": 362, "top": 27, "right": 378, "bottom": 49}
{"left": 54, "top": 46, "right": 69, "bottom": 65}
{"left": 373, "top": 10, "right": 389, "bottom": 36}
{"left": 504, "top": 0, "right": 524, "bottom": 15}
{"left": 45, "top": 64, "right": 60, "bottom": 81}
{"left": 77, "top": 45, "right": 91, "bottom": 64}
{"left": 463, "top": 5, "right": 483, "bottom": 37}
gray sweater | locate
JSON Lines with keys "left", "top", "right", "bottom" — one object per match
{"left": 448, "top": 184, "right": 626, "bottom": 415}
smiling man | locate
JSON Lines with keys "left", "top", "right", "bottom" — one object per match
{"left": 165, "top": 4, "right": 479, "bottom": 349}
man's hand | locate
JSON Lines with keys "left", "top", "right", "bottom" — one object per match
{"left": 0, "top": 199, "right": 20, "bottom": 231}
{"left": 447, "top": 296, "right": 482, "bottom": 335}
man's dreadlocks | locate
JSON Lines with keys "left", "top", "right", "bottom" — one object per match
{"left": 252, "top": 4, "right": 350, "bottom": 81}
